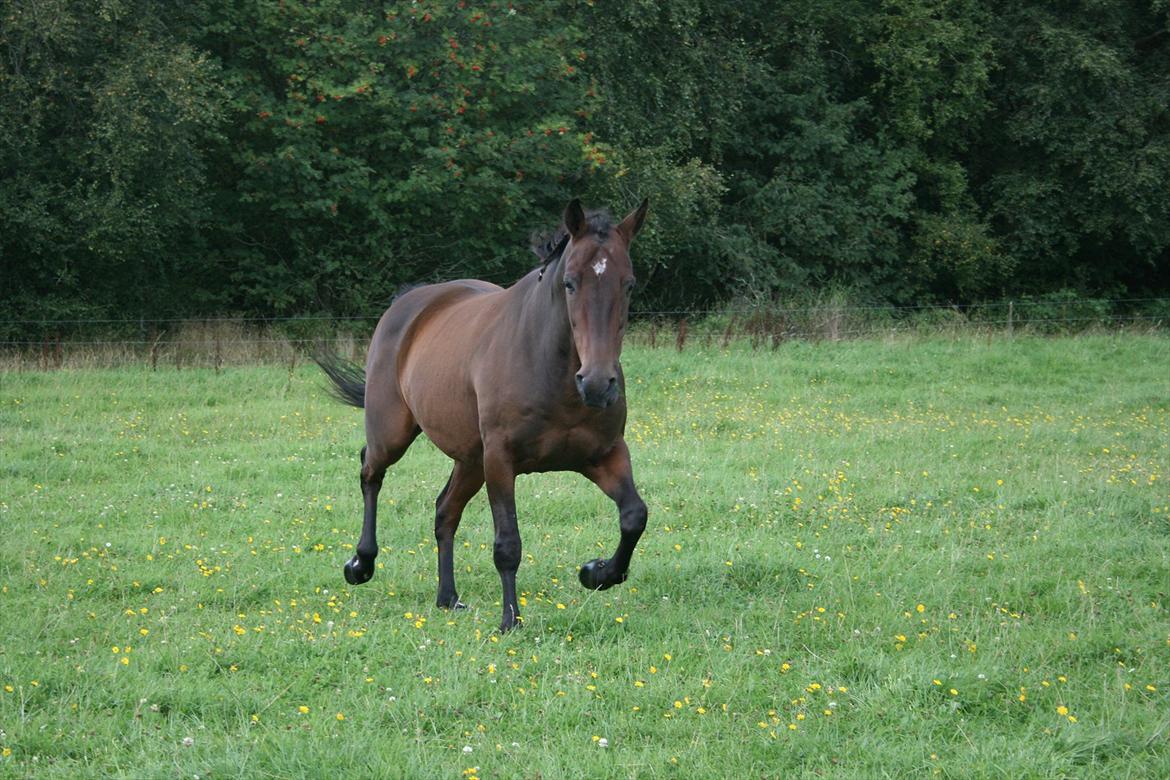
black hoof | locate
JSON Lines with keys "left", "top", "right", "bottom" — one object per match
{"left": 579, "top": 558, "right": 626, "bottom": 591}
{"left": 437, "top": 595, "right": 468, "bottom": 610}
{"left": 498, "top": 608, "right": 522, "bottom": 633}
{"left": 343, "top": 555, "right": 374, "bottom": 585}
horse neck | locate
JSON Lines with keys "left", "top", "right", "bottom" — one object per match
{"left": 515, "top": 255, "right": 576, "bottom": 380}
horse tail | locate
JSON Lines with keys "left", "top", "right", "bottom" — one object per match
{"left": 313, "top": 351, "right": 366, "bottom": 409}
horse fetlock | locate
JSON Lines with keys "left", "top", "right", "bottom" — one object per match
{"left": 436, "top": 591, "right": 467, "bottom": 610}
{"left": 499, "top": 608, "right": 522, "bottom": 633}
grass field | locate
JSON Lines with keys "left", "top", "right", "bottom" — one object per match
{"left": 1, "top": 335, "right": 1167, "bottom": 778}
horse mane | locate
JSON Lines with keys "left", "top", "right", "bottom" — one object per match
{"left": 530, "top": 209, "right": 614, "bottom": 279}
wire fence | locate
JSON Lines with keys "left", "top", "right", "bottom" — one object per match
{"left": 1, "top": 298, "right": 1166, "bottom": 370}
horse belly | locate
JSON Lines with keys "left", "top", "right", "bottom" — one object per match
{"left": 397, "top": 313, "right": 487, "bottom": 462}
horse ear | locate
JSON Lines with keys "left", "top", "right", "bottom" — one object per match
{"left": 564, "top": 198, "right": 588, "bottom": 239}
{"left": 617, "top": 198, "right": 649, "bottom": 243}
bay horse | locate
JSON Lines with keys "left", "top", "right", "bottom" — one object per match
{"left": 317, "top": 198, "right": 649, "bottom": 632}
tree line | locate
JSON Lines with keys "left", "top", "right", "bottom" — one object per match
{"left": 2, "top": 0, "right": 1167, "bottom": 333}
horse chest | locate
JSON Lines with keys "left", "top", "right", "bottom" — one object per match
{"left": 515, "top": 421, "right": 617, "bottom": 473}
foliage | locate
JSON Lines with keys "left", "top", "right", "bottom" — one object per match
{"left": 0, "top": 0, "right": 225, "bottom": 328}
{"left": 1, "top": 0, "right": 1167, "bottom": 326}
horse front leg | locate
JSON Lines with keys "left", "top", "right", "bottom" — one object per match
{"left": 578, "top": 439, "right": 647, "bottom": 591}
{"left": 484, "top": 454, "right": 523, "bottom": 632}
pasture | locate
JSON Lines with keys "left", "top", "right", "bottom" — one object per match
{"left": 1, "top": 335, "right": 1167, "bottom": 778}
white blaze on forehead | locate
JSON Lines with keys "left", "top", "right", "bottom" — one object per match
{"left": 592, "top": 255, "right": 608, "bottom": 276}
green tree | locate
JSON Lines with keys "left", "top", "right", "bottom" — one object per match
{"left": 192, "top": 0, "right": 612, "bottom": 315}
{"left": 0, "top": 0, "right": 225, "bottom": 329}
{"left": 974, "top": 0, "right": 1170, "bottom": 295}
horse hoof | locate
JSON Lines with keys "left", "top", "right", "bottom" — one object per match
{"left": 579, "top": 558, "right": 615, "bottom": 591}
{"left": 437, "top": 596, "right": 468, "bottom": 610}
{"left": 343, "top": 556, "right": 374, "bottom": 585}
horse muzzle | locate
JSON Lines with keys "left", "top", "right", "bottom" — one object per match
{"left": 575, "top": 371, "right": 619, "bottom": 408}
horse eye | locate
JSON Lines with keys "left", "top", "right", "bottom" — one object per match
{"left": 564, "top": 279, "right": 577, "bottom": 294}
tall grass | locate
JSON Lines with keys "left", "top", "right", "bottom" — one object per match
{"left": 0, "top": 335, "right": 1167, "bottom": 777}
{"left": 3, "top": 293, "right": 1165, "bottom": 369}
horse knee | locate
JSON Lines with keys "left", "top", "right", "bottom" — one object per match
{"left": 434, "top": 507, "right": 456, "bottom": 542}
{"left": 493, "top": 535, "right": 521, "bottom": 572}
{"left": 620, "top": 498, "right": 647, "bottom": 536}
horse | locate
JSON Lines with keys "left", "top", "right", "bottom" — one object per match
{"left": 316, "top": 198, "right": 649, "bottom": 632}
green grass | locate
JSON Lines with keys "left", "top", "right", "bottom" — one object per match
{"left": 1, "top": 335, "right": 1167, "bottom": 778}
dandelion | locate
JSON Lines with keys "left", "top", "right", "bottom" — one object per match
{"left": 1056, "top": 705, "right": 1068, "bottom": 716}
{"left": 336, "top": 712, "right": 345, "bottom": 721}
{"left": 298, "top": 705, "right": 310, "bottom": 714}
{"left": 182, "top": 737, "right": 195, "bottom": 747}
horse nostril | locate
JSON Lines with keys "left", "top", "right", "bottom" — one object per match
{"left": 575, "top": 373, "right": 585, "bottom": 384}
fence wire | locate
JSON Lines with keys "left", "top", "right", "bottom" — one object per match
{"left": 1, "top": 297, "right": 1168, "bottom": 327}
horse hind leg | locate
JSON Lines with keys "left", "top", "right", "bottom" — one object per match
{"left": 343, "top": 418, "right": 419, "bottom": 585}
{"left": 433, "top": 460, "right": 484, "bottom": 608}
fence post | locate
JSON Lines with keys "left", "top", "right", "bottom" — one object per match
{"left": 676, "top": 318, "right": 688, "bottom": 352}
{"left": 1008, "top": 301, "right": 1014, "bottom": 338}
{"left": 149, "top": 326, "right": 160, "bottom": 371}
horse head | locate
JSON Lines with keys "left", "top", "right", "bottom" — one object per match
{"left": 559, "top": 198, "right": 648, "bottom": 408}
